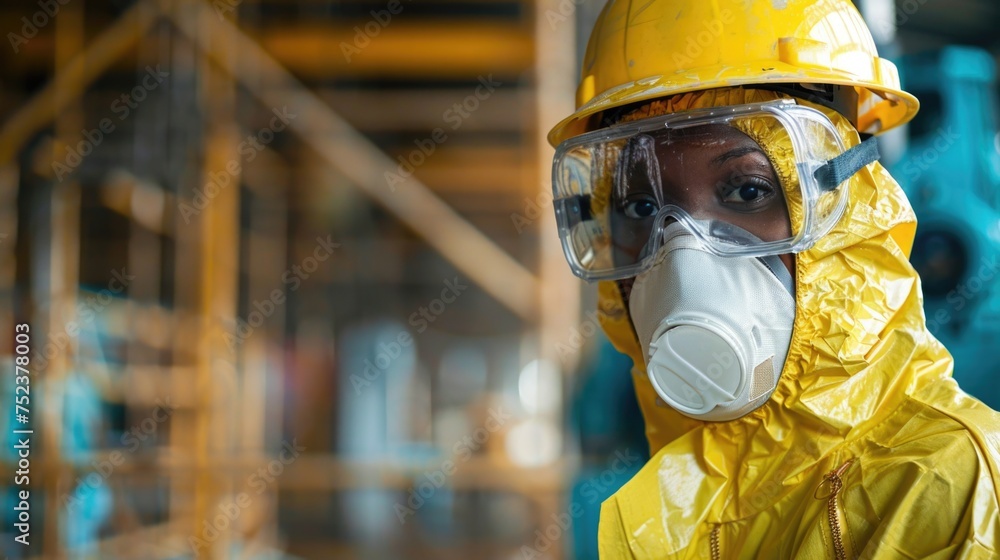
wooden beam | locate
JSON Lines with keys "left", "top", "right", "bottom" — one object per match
{"left": 0, "top": 20, "right": 534, "bottom": 81}
{"left": 402, "top": 145, "right": 532, "bottom": 193}
{"left": 318, "top": 89, "right": 526, "bottom": 132}
{"left": 254, "top": 22, "right": 534, "bottom": 78}
{"left": 534, "top": 0, "right": 580, "bottom": 374}
{"left": 17, "top": 453, "right": 567, "bottom": 493}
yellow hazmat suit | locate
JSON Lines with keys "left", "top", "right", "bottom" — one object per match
{"left": 592, "top": 87, "right": 1000, "bottom": 559}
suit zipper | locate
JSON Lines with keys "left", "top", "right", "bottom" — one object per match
{"left": 816, "top": 459, "right": 855, "bottom": 560}
{"left": 710, "top": 524, "right": 721, "bottom": 560}
{"left": 711, "top": 459, "right": 855, "bottom": 560}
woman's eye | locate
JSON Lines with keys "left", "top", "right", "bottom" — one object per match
{"left": 624, "top": 199, "right": 658, "bottom": 219}
{"left": 722, "top": 178, "right": 774, "bottom": 204}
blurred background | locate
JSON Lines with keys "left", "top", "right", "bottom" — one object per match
{"left": 0, "top": 0, "right": 999, "bottom": 558}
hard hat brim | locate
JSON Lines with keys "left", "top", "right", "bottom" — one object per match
{"left": 547, "top": 63, "right": 920, "bottom": 147}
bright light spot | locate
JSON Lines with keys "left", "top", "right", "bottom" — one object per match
{"left": 505, "top": 418, "right": 561, "bottom": 467}
{"left": 517, "top": 359, "right": 561, "bottom": 415}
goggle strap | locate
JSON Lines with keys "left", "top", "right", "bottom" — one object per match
{"left": 756, "top": 254, "right": 795, "bottom": 297}
{"left": 814, "top": 136, "right": 880, "bottom": 191}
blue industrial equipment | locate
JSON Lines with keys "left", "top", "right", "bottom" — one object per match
{"left": 568, "top": 336, "right": 648, "bottom": 560}
{"left": 888, "top": 46, "right": 1000, "bottom": 408}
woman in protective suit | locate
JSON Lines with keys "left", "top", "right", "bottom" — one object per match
{"left": 547, "top": 1, "right": 1000, "bottom": 558}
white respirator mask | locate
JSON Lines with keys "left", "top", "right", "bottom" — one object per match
{"left": 628, "top": 223, "right": 796, "bottom": 422}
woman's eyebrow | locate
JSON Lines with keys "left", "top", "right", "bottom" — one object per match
{"left": 711, "top": 145, "right": 766, "bottom": 166}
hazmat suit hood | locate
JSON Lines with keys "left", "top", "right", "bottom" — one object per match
{"left": 593, "top": 88, "right": 1000, "bottom": 558}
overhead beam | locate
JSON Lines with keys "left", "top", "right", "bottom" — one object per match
{"left": 2, "top": 22, "right": 534, "bottom": 80}
{"left": 317, "top": 89, "right": 526, "bottom": 132}
{"left": 254, "top": 22, "right": 533, "bottom": 78}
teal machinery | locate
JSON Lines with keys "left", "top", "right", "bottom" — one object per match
{"left": 888, "top": 46, "right": 1000, "bottom": 407}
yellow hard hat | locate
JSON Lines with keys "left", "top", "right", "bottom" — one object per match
{"left": 547, "top": 0, "right": 919, "bottom": 146}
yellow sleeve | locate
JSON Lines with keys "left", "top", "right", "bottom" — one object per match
{"left": 599, "top": 494, "right": 639, "bottom": 560}
{"left": 848, "top": 392, "right": 1000, "bottom": 559}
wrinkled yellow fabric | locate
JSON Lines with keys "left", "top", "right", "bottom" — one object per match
{"left": 595, "top": 88, "right": 1000, "bottom": 559}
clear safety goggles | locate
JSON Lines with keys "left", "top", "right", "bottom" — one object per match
{"left": 551, "top": 99, "right": 879, "bottom": 281}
